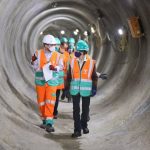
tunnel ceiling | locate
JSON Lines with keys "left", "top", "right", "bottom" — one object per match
{"left": 0, "top": 0, "right": 150, "bottom": 150}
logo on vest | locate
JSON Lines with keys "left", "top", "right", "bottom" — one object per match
{"left": 83, "top": 69, "right": 88, "bottom": 74}
{"left": 51, "top": 61, "right": 55, "bottom": 65}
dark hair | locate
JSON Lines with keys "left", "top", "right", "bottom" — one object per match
{"left": 80, "top": 50, "right": 87, "bottom": 55}
{"left": 83, "top": 51, "right": 87, "bottom": 55}
{"left": 61, "top": 43, "right": 64, "bottom": 46}
{"left": 61, "top": 42, "right": 68, "bottom": 46}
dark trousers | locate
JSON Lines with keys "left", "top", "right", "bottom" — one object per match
{"left": 61, "top": 88, "right": 72, "bottom": 102}
{"left": 61, "top": 89, "right": 66, "bottom": 98}
{"left": 72, "top": 94, "right": 90, "bottom": 132}
{"left": 53, "top": 90, "right": 60, "bottom": 116}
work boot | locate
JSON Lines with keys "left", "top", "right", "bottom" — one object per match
{"left": 67, "top": 96, "right": 72, "bottom": 103}
{"left": 83, "top": 128, "right": 89, "bottom": 134}
{"left": 39, "top": 124, "right": 47, "bottom": 129}
{"left": 71, "top": 131, "right": 81, "bottom": 138}
{"left": 39, "top": 120, "right": 46, "bottom": 129}
{"left": 46, "top": 124, "right": 55, "bottom": 133}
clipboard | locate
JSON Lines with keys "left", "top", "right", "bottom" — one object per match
{"left": 42, "top": 62, "right": 53, "bottom": 82}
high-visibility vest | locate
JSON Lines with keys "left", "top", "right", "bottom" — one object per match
{"left": 57, "top": 53, "right": 65, "bottom": 89}
{"left": 35, "top": 49, "right": 61, "bottom": 86}
{"left": 86, "top": 54, "right": 91, "bottom": 59}
{"left": 57, "top": 71, "right": 64, "bottom": 89}
{"left": 63, "top": 51, "right": 70, "bottom": 80}
{"left": 70, "top": 58, "right": 95, "bottom": 97}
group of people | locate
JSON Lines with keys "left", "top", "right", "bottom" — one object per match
{"left": 31, "top": 34, "right": 107, "bottom": 138}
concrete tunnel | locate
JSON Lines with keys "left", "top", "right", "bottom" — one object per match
{"left": 0, "top": 0, "right": 150, "bottom": 149}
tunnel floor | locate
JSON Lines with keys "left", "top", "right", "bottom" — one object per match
{"left": 1, "top": 95, "right": 150, "bottom": 150}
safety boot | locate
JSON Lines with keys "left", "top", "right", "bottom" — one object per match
{"left": 46, "top": 124, "right": 55, "bottom": 133}
{"left": 71, "top": 131, "right": 81, "bottom": 138}
{"left": 39, "top": 124, "right": 47, "bottom": 129}
{"left": 39, "top": 120, "right": 47, "bottom": 129}
{"left": 67, "top": 96, "right": 72, "bottom": 103}
{"left": 83, "top": 128, "right": 89, "bottom": 134}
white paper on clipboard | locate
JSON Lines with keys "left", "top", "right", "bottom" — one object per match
{"left": 42, "top": 62, "right": 53, "bottom": 82}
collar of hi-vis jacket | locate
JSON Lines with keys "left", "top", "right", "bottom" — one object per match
{"left": 77, "top": 55, "right": 87, "bottom": 62}
{"left": 77, "top": 55, "right": 87, "bottom": 69}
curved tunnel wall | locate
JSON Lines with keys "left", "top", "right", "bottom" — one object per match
{"left": 0, "top": 0, "right": 150, "bottom": 149}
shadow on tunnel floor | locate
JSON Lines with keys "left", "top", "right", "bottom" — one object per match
{"left": 44, "top": 133, "right": 82, "bottom": 150}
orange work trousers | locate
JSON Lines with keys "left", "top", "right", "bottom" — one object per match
{"left": 36, "top": 83, "right": 57, "bottom": 123}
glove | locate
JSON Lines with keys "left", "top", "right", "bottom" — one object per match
{"left": 99, "top": 73, "right": 108, "bottom": 80}
{"left": 31, "top": 54, "right": 37, "bottom": 62}
{"left": 91, "top": 86, "right": 97, "bottom": 97}
{"left": 49, "top": 65, "right": 57, "bottom": 71}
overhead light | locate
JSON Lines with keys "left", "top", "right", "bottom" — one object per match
{"left": 53, "top": 3, "right": 57, "bottom": 8}
{"left": 84, "top": 31, "right": 88, "bottom": 36}
{"left": 51, "top": 2, "right": 57, "bottom": 8}
{"left": 40, "top": 31, "right": 43, "bottom": 35}
{"left": 73, "top": 31, "right": 78, "bottom": 35}
{"left": 91, "top": 26, "right": 95, "bottom": 33}
{"left": 75, "top": 29, "right": 79, "bottom": 33}
{"left": 60, "top": 30, "right": 65, "bottom": 35}
{"left": 118, "top": 28, "right": 124, "bottom": 35}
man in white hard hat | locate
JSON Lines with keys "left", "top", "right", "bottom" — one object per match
{"left": 31, "top": 34, "right": 63, "bottom": 132}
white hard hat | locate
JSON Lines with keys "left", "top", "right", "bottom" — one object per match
{"left": 42, "top": 34, "right": 56, "bottom": 44}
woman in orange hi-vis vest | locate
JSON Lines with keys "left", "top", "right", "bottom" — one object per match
{"left": 31, "top": 35, "right": 63, "bottom": 133}
{"left": 67, "top": 40, "right": 98, "bottom": 138}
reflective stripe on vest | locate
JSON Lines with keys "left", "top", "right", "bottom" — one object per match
{"left": 70, "top": 58, "right": 75, "bottom": 79}
{"left": 70, "top": 58, "right": 95, "bottom": 97}
{"left": 56, "top": 53, "right": 60, "bottom": 65}
{"left": 35, "top": 69, "right": 45, "bottom": 85}
{"left": 37, "top": 50, "right": 41, "bottom": 68}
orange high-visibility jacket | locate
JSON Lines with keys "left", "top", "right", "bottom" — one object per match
{"left": 70, "top": 58, "right": 96, "bottom": 97}
{"left": 63, "top": 51, "right": 70, "bottom": 80}
{"left": 35, "top": 49, "right": 61, "bottom": 86}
